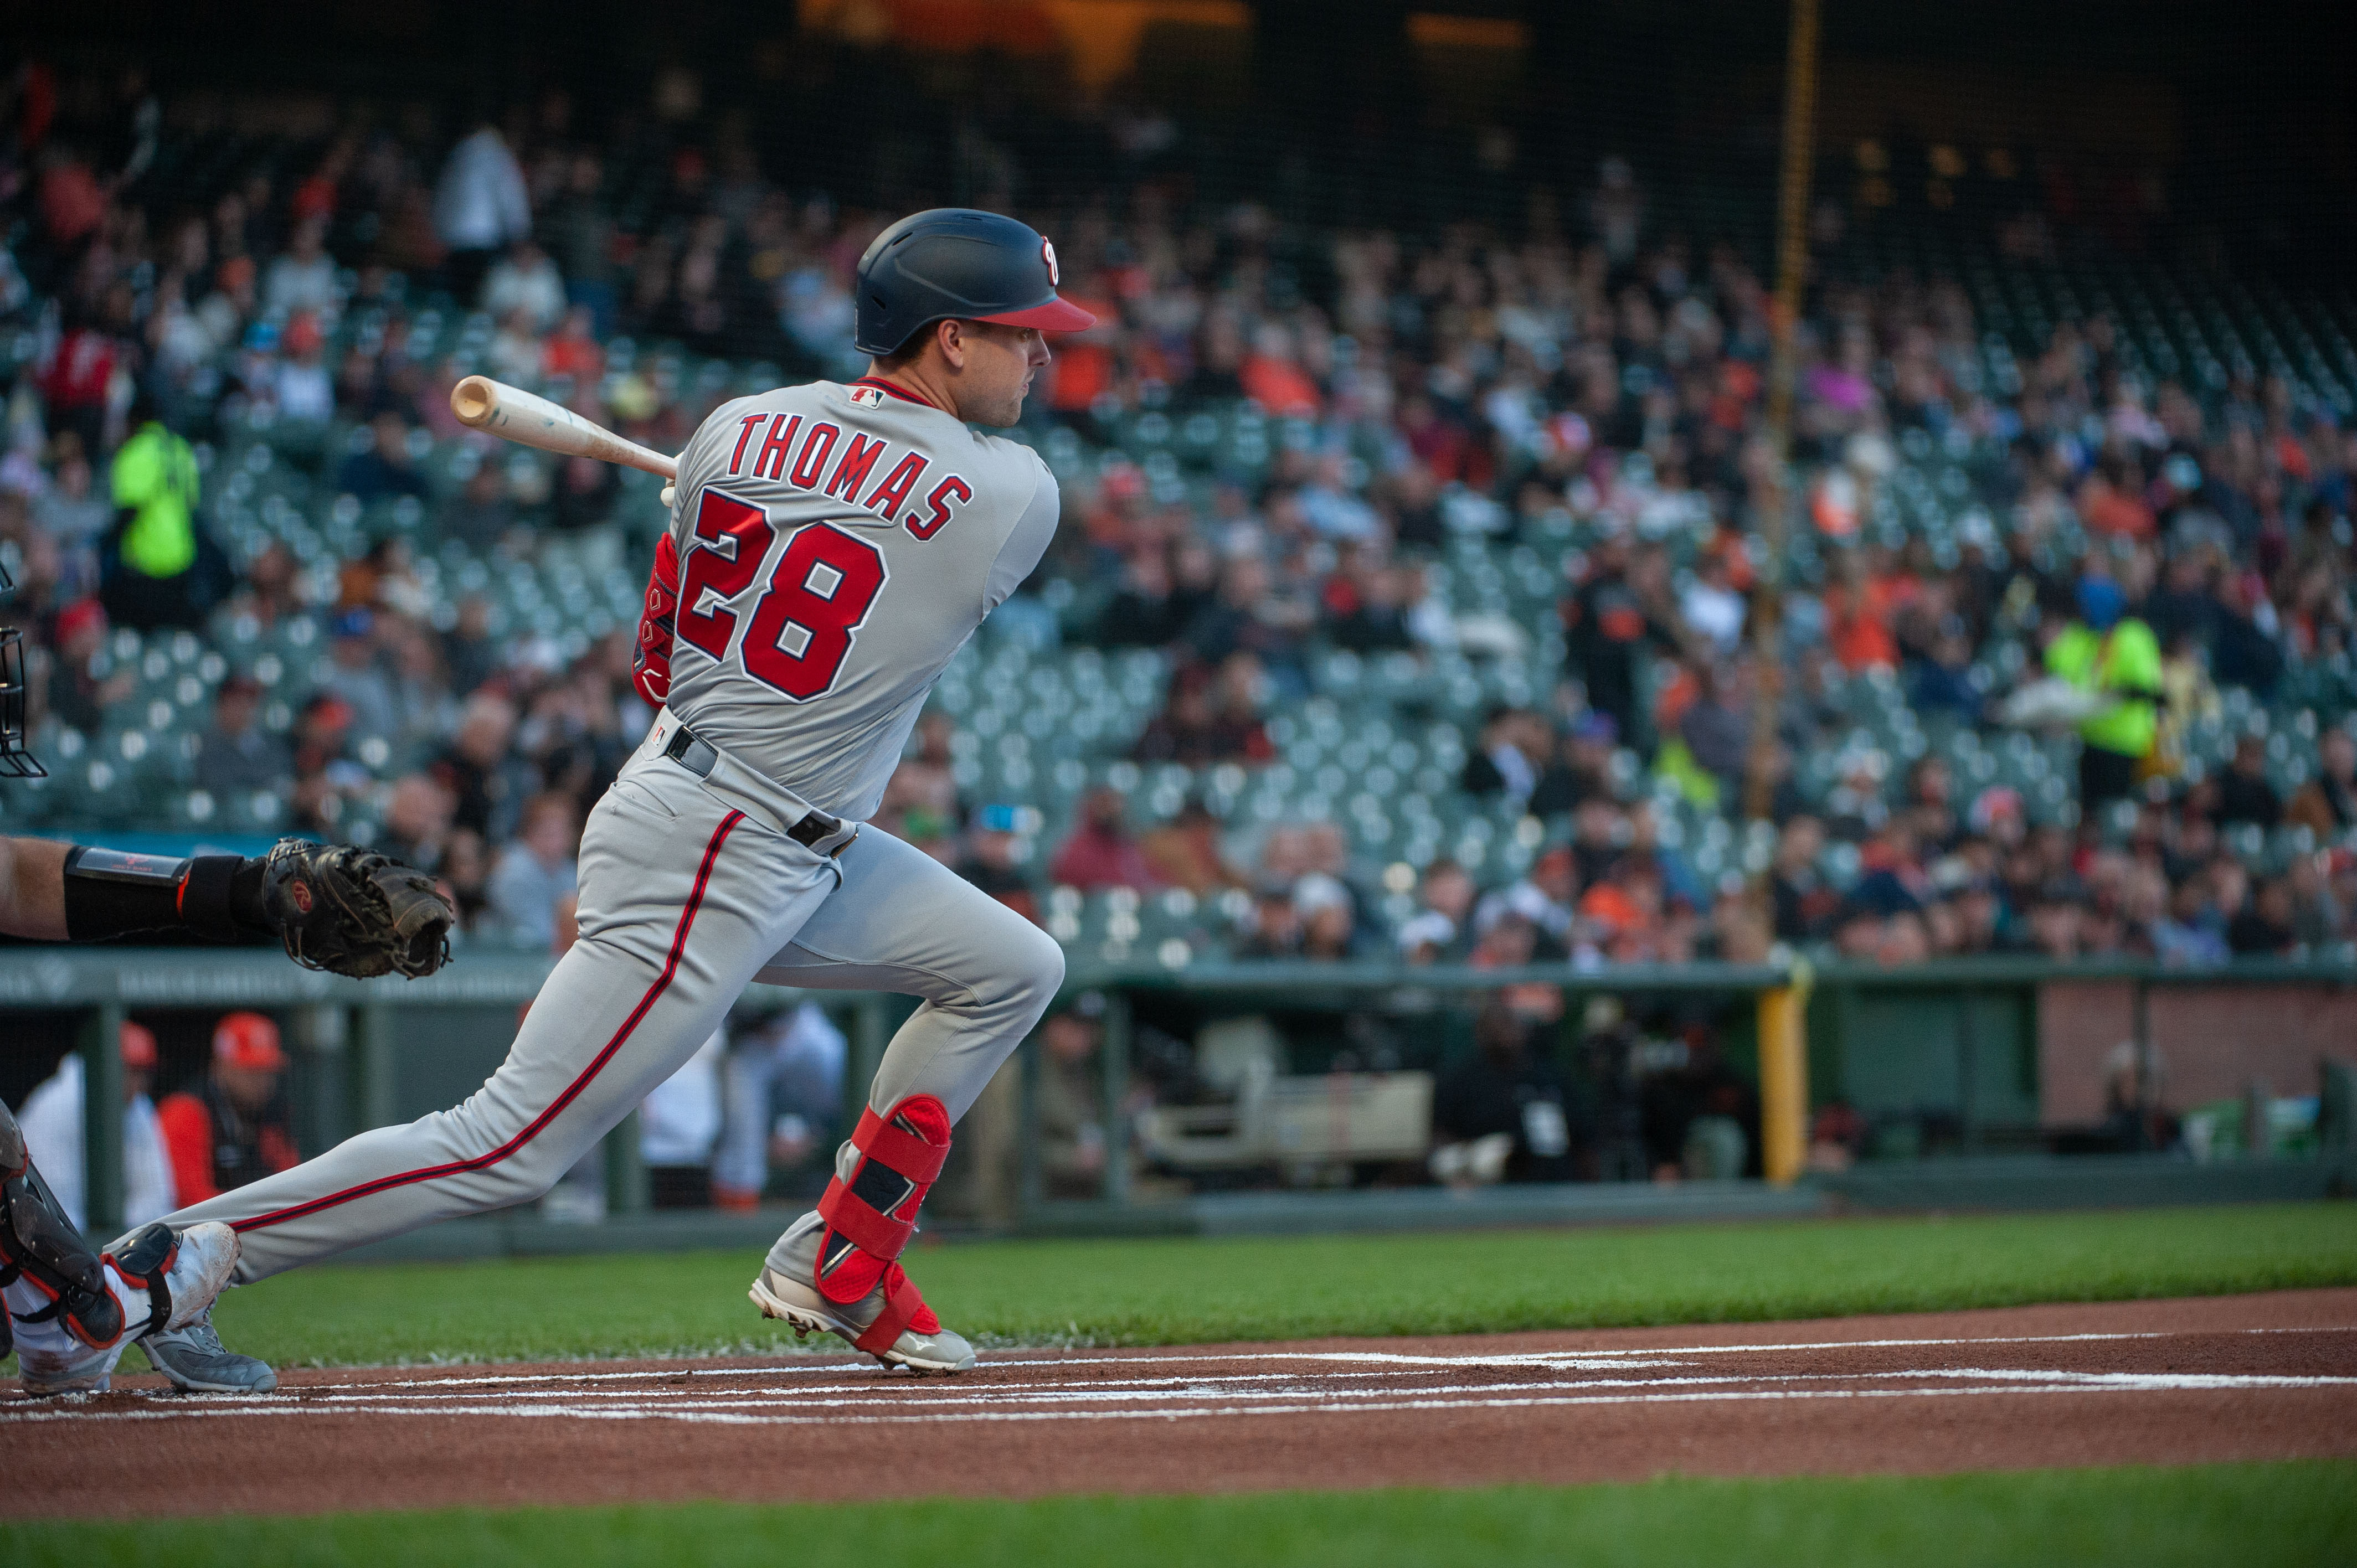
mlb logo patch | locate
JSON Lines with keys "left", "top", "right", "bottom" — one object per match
{"left": 850, "top": 385, "right": 886, "bottom": 409}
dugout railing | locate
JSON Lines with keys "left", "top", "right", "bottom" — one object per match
{"left": 7, "top": 948, "right": 2355, "bottom": 1237}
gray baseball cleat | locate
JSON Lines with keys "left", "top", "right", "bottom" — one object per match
{"left": 749, "top": 1212, "right": 975, "bottom": 1374}
{"left": 137, "top": 1307, "right": 279, "bottom": 1394}
{"left": 17, "top": 1221, "right": 241, "bottom": 1397}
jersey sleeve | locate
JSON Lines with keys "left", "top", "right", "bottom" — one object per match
{"left": 982, "top": 457, "right": 1060, "bottom": 615}
{"left": 666, "top": 395, "right": 748, "bottom": 549}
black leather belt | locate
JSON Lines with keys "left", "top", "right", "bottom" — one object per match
{"left": 663, "top": 719, "right": 848, "bottom": 853}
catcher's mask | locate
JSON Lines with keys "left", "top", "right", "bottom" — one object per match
{"left": 0, "top": 557, "right": 45, "bottom": 780}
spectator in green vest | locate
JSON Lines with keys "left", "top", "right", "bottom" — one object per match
{"left": 102, "top": 388, "right": 202, "bottom": 630}
{"left": 2044, "top": 574, "right": 2162, "bottom": 815}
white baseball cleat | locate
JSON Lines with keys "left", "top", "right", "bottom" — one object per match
{"left": 749, "top": 1263, "right": 976, "bottom": 1375}
{"left": 750, "top": 1211, "right": 975, "bottom": 1374}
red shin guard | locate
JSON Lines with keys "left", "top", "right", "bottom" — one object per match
{"left": 814, "top": 1096, "right": 950, "bottom": 1353}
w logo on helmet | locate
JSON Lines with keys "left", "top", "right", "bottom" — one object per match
{"left": 1041, "top": 238, "right": 1059, "bottom": 286}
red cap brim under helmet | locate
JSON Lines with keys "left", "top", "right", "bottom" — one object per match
{"left": 977, "top": 296, "right": 1097, "bottom": 334}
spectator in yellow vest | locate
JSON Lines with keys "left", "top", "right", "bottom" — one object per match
{"left": 2044, "top": 575, "right": 2163, "bottom": 815}
{"left": 102, "top": 389, "right": 205, "bottom": 631}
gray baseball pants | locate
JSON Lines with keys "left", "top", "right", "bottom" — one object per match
{"left": 166, "top": 714, "right": 1064, "bottom": 1283}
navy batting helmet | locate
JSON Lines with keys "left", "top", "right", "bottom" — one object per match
{"left": 853, "top": 209, "right": 1095, "bottom": 358}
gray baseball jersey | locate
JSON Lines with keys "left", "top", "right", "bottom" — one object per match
{"left": 661, "top": 377, "right": 1059, "bottom": 820}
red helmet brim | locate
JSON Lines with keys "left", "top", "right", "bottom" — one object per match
{"left": 977, "top": 296, "right": 1097, "bottom": 334}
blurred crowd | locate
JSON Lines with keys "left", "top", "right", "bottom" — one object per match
{"left": 2, "top": 63, "right": 2353, "bottom": 968}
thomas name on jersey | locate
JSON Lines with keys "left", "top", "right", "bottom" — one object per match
{"left": 721, "top": 406, "right": 974, "bottom": 541}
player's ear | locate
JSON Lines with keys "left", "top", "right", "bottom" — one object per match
{"left": 936, "top": 318, "right": 969, "bottom": 371}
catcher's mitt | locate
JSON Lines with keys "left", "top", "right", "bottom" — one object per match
{"left": 257, "top": 839, "right": 455, "bottom": 979}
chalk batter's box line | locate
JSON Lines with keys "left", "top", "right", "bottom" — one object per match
{"left": 8, "top": 1355, "right": 2355, "bottom": 1427}
{"left": 75, "top": 1364, "right": 2357, "bottom": 1412}
{"left": 8, "top": 1376, "right": 2357, "bottom": 1429}
{"left": 125, "top": 1321, "right": 2357, "bottom": 1399}
{"left": 5, "top": 1324, "right": 2350, "bottom": 1423}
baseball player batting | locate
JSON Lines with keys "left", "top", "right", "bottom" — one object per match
{"left": 156, "top": 209, "right": 1093, "bottom": 1374}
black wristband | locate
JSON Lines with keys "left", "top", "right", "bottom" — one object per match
{"left": 177, "top": 853, "right": 246, "bottom": 941}
{"left": 229, "top": 853, "right": 270, "bottom": 929}
{"left": 61, "top": 846, "right": 262, "bottom": 943}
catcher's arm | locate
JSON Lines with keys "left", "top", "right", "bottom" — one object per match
{"left": 0, "top": 834, "right": 70, "bottom": 940}
{"left": 38, "top": 835, "right": 454, "bottom": 978}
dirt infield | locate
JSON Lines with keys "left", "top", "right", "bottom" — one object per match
{"left": 7, "top": 1289, "right": 2355, "bottom": 1519}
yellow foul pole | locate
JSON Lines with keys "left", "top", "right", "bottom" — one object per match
{"left": 1752, "top": 0, "right": 1820, "bottom": 1187}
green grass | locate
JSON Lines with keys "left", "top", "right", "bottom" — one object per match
{"left": 159, "top": 1200, "right": 2357, "bottom": 1366}
{"left": 7, "top": 1464, "right": 2353, "bottom": 1567}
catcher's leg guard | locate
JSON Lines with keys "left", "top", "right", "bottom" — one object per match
{"left": 0, "top": 1100, "right": 126, "bottom": 1352}
{"left": 105, "top": 1223, "right": 187, "bottom": 1337}
{"left": 814, "top": 1096, "right": 951, "bottom": 1352}
{"left": 8, "top": 1220, "right": 241, "bottom": 1397}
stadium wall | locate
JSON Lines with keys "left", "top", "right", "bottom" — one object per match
{"left": 9, "top": 949, "right": 2355, "bottom": 1244}
{"left": 2040, "top": 983, "right": 2357, "bottom": 1131}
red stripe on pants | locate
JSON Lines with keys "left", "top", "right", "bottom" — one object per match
{"left": 230, "top": 810, "right": 747, "bottom": 1233}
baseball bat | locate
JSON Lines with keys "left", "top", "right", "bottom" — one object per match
{"left": 449, "top": 375, "right": 678, "bottom": 482}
